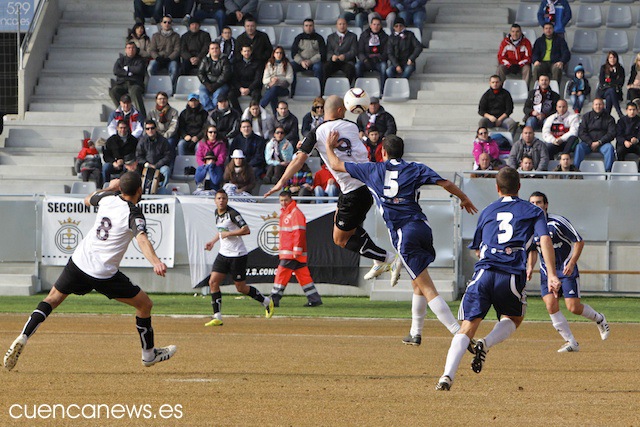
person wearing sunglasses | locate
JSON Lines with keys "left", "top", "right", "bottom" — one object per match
{"left": 148, "top": 15, "right": 181, "bottom": 90}
{"left": 472, "top": 127, "right": 501, "bottom": 170}
{"left": 136, "top": 119, "right": 173, "bottom": 188}
{"left": 301, "top": 97, "right": 325, "bottom": 138}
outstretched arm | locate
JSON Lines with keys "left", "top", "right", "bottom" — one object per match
{"left": 437, "top": 180, "right": 478, "bottom": 214}
{"left": 264, "top": 152, "right": 309, "bottom": 197}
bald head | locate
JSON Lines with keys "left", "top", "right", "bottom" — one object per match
{"left": 324, "top": 95, "right": 346, "bottom": 120}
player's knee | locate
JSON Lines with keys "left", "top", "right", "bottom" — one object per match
{"left": 333, "top": 235, "right": 348, "bottom": 248}
{"left": 565, "top": 300, "right": 582, "bottom": 315}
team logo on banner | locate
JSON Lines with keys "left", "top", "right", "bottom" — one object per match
{"left": 55, "top": 218, "right": 83, "bottom": 254}
{"left": 257, "top": 211, "right": 280, "bottom": 256}
{"left": 131, "top": 219, "right": 163, "bottom": 253}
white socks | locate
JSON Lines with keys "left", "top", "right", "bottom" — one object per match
{"left": 443, "top": 334, "right": 470, "bottom": 381}
{"left": 142, "top": 348, "right": 155, "bottom": 361}
{"left": 550, "top": 311, "right": 577, "bottom": 345}
{"left": 580, "top": 304, "right": 602, "bottom": 322}
{"left": 428, "top": 295, "right": 461, "bottom": 335}
{"left": 410, "top": 294, "right": 427, "bottom": 337}
{"left": 483, "top": 318, "right": 516, "bottom": 349}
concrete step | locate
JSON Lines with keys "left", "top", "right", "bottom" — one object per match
{"left": 35, "top": 84, "right": 111, "bottom": 99}
{"left": 0, "top": 262, "right": 36, "bottom": 275}
{"left": 6, "top": 127, "right": 88, "bottom": 141}
{"left": 429, "top": 31, "right": 503, "bottom": 51}
{"left": 435, "top": 10, "right": 509, "bottom": 26}
{"left": 0, "top": 179, "right": 72, "bottom": 194}
{"left": 54, "top": 33, "right": 126, "bottom": 48}
{"left": 0, "top": 275, "right": 39, "bottom": 295}
{"left": 0, "top": 165, "right": 74, "bottom": 177}
{"left": 62, "top": 10, "right": 133, "bottom": 23}
{"left": 403, "top": 137, "right": 471, "bottom": 154}
{"left": 48, "top": 47, "right": 122, "bottom": 62}
{"left": 422, "top": 52, "right": 497, "bottom": 75}
{"left": 0, "top": 152, "right": 76, "bottom": 166}
{"left": 24, "top": 110, "right": 105, "bottom": 125}
{"left": 28, "top": 102, "right": 106, "bottom": 114}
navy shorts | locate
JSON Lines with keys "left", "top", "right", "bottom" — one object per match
{"left": 459, "top": 268, "right": 527, "bottom": 321}
{"left": 540, "top": 272, "right": 581, "bottom": 299}
{"left": 54, "top": 258, "right": 141, "bottom": 300}
{"left": 211, "top": 254, "right": 248, "bottom": 282}
{"left": 391, "top": 220, "right": 436, "bottom": 280}
{"left": 335, "top": 185, "right": 373, "bottom": 231}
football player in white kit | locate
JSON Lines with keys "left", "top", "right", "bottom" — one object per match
{"left": 264, "top": 95, "right": 399, "bottom": 284}
{"left": 4, "top": 172, "right": 176, "bottom": 371}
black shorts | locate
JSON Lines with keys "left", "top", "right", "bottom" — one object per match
{"left": 54, "top": 258, "right": 141, "bottom": 300}
{"left": 211, "top": 254, "right": 248, "bottom": 282}
{"left": 335, "top": 185, "right": 373, "bottom": 231}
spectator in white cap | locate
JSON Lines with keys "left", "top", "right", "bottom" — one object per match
{"left": 223, "top": 149, "right": 256, "bottom": 196}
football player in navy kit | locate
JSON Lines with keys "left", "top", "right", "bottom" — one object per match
{"left": 264, "top": 95, "right": 400, "bottom": 284}
{"left": 527, "top": 191, "right": 609, "bottom": 353}
{"left": 4, "top": 172, "right": 176, "bottom": 371}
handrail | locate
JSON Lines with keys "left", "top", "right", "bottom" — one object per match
{"left": 19, "top": 0, "right": 48, "bottom": 69}
{"left": 458, "top": 170, "right": 640, "bottom": 179}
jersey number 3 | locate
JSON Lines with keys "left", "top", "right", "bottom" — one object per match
{"left": 383, "top": 170, "right": 399, "bottom": 197}
{"left": 497, "top": 212, "right": 514, "bottom": 244}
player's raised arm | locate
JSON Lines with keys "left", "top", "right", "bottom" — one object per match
{"left": 324, "top": 130, "right": 346, "bottom": 172}
{"left": 263, "top": 151, "right": 309, "bottom": 198}
{"left": 136, "top": 232, "right": 167, "bottom": 277}
{"left": 436, "top": 180, "right": 478, "bottom": 214}
{"left": 84, "top": 178, "right": 120, "bottom": 206}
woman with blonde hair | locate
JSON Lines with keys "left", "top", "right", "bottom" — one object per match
{"left": 301, "top": 97, "right": 325, "bottom": 137}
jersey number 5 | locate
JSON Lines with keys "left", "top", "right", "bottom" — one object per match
{"left": 383, "top": 170, "right": 399, "bottom": 197}
{"left": 496, "top": 212, "right": 514, "bottom": 244}
{"left": 96, "top": 217, "right": 112, "bottom": 241}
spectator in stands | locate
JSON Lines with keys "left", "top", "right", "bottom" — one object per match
{"left": 531, "top": 22, "right": 570, "bottom": 86}
{"left": 124, "top": 153, "right": 142, "bottom": 173}
{"left": 369, "top": 0, "right": 397, "bottom": 30}
{"left": 364, "top": 124, "right": 383, "bottom": 162}
{"left": 518, "top": 154, "right": 541, "bottom": 178}
{"left": 109, "top": 42, "right": 147, "bottom": 118}
{"left": 324, "top": 18, "right": 358, "bottom": 87}
{"left": 147, "top": 91, "right": 179, "bottom": 157}
{"left": 194, "top": 151, "right": 223, "bottom": 195}
{"left": 76, "top": 139, "right": 102, "bottom": 188}
{"left": 615, "top": 102, "right": 640, "bottom": 161}
{"left": 357, "top": 96, "right": 397, "bottom": 138}
{"left": 284, "top": 160, "right": 314, "bottom": 200}
{"left": 301, "top": 97, "right": 325, "bottom": 137}
{"left": 242, "top": 100, "right": 275, "bottom": 140}
{"left": 264, "top": 125, "right": 294, "bottom": 184}
{"left": 537, "top": 0, "right": 571, "bottom": 38}
{"left": 148, "top": 15, "right": 181, "bottom": 89}
{"left": 224, "top": 149, "right": 256, "bottom": 195}
{"left": 627, "top": 54, "right": 640, "bottom": 106}
{"left": 236, "top": 16, "right": 273, "bottom": 67}
{"left": 196, "top": 125, "right": 227, "bottom": 169}
{"left": 215, "top": 26, "right": 237, "bottom": 62}
{"left": 136, "top": 119, "right": 173, "bottom": 188}
{"left": 228, "top": 45, "right": 263, "bottom": 113}
{"left": 471, "top": 152, "right": 499, "bottom": 178}
{"left": 127, "top": 23, "right": 151, "bottom": 59}
{"left": 574, "top": 98, "right": 616, "bottom": 172}
{"left": 275, "top": 101, "right": 299, "bottom": 145}
{"left": 567, "top": 64, "right": 590, "bottom": 114}
{"left": 224, "top": 0, "right": 257, "bottom": 27}
{"left": 472, "top": 127, "right": 500, "bottom": 169}
{"left": 207, "top": 94, "right": 240, "bottom": 141}
{"left": 183, "top": 0, "right": 225, "bottom": 34}
{"left": 177, "top": 93, "right": 209, "bottom": 155}
{"left": 313, "top": 160, "right": 339, "bottom": 203}
{"left": 356, "top": 16, "right": 389, "bottom": 88}
{"left": 198, "top": 41, "right": 232, "bottom": 111}
{"left": 549, "top": 152, "right": 582, "bottom": 179}
{"left": 341, "top": 0, "right": 375, "bottom": 30}
{"left": 391, "top": 0, "right": 426, "bottom": 32}
{"left": 478, "top": 75, "right": 518, "bottom": 136}
{"left": 107, "top": 94, "right": 144, "bottom": 139}
{"left": 102, "top": 120, "right": 138, "bottom": 183}
{"left": 507, "top": 125, "right": 549, "bottom": 171}
{"left": 260, "top": 46, "right": 294, "bottom": 115}
{"left": 134, "top": 0, "right": 163, "bottom": 25}
{"left": 597, "top": 51, "right": 625, "bottom": 119}
{"left": 386, "top": 17, "right": 422, "bottom": 80}
{"left": 229, "top": 119, "right": 266, "bottom": 179}
{"left": 524, "top": 74, "right": 559, "bottom": 130}
{"left": 180, "top": 17, "right": 212, "bottom": 76}
{"left": 496, "top": 24, "right": 532, "bottom": 86}
{"left": 291, "top": 19, "right": 326, "bottom": 94}
{"left": 541, "top": 99, "right": 580, "bottom": 159}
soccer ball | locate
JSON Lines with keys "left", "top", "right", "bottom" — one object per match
{"left": 343, "top": 88, "right": 370, "bottom": 115}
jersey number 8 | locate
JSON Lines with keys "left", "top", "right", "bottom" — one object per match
{"left": 96, "top": 217, "right": 112, "bottom": 241}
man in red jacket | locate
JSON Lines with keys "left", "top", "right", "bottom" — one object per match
{"left": 269, "top": 191, "right": 323, "bottom": 307}
{"left": 497, "top": 24, "right": 532, "bottom": 87}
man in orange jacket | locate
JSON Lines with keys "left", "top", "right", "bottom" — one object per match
{"left": 269, "top": 191, "right": 323, "bottom": 307}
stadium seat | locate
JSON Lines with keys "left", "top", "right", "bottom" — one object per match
{"left": 285, "top": 3, "right": 312, "bottom": 25}
{"left": 257, "top": 26, "right": 277, "bottom": 45}
{"left": 563, "top": 80, "right": 592, "bottom": 103}
{"left": 145, "top": 76, "right": 173, "bottom": 98}
{"left": 201, "top": 25, "right": 218, "bottom": 39}
{"left": 602, "top": 29, "right": 629, "bottom": 53}
{"left": 230, "top": 26, "right": 243, "bottom": 39}
{"left": 572, "top": 30, "right": 599, "bottom": 54}
{"left": 566, "top": 55, "right": 594, "bottom": 78}
{"left": 503, "top": 80, "right": 529, "bottom": 104}
{"left": 314, "top": 3, "right": 341, "bottom": 25}
{"left": 515, "top": 4, "right": 539, "bottom": 27}
{"left": 533, "top": 80, "right": 560, "bottom": 94}
{"left": 580, "top": 160, "right": 606, "bottom": 180}
{"left": 581, "top": 0, "right": 603, "bottom": 3}
{"left": 71, "top": 181, "right": 97, "bottom": 194}
{"left": 324, "top": 77, "right": 351, "bottom": 98}
{"left": 354, "top": 77, "right": 381, "bottom": 98}
{"left": 576, "top": 5, "right": 602, "bottom": 28}
{"left": 612, "top": 0, "right": 633, "bottom": 3}
{"left": 172, "top": 155, "right": 198, "bottom": 180}
{"left": 607, "top": 6, "right": 632, "bottom": 28}
{"left": 160, "top": 182, "right": 192, "bottom": 194}
{"left": 610, "top": 161, "right": 639, "bottom": 180}
{"left": 258, "top": 184, "right": 273, "bottom": 196}
{"left": 174, "top": 76, "right": 200, "bottom": 100}
{"left": 292, "top": 76, "right": 321, "bottom": 101}
{"left": 382, "top": 78, "right": 410, "bottom": 102}
{"left": 349, "top": 27, "right": 362, "bottom": 38}
{"left": 173, "top": 25, "right": 188, "bottom": 36}
{"left": 547, "top": 160, "right": 559, "bottom": 172}
{"left": 91, "top": 126, "right": 110, "bottom": 143}
{"left": 521, "top": 28, "right": 536, "bottom": 42}
{"left": 315, "top": 26, "right": 333, "bottom": 41}
{"left": 145, "top": 25, "right": 158, "bottom": 37}
{"left": 258, "top": 2, "right": 284, "bottom": 25}
{"left": 306, "top": 156, "right": 322, "bottom": 175}
{"left": 278, "top": 27, "right": 303, "bottom": 50}
{"left": 633, "top": 31, "right": 640, "bottom": 53}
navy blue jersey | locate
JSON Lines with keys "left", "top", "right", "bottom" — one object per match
{"left": 344, "top": 159, "right": 444, "bottom": 230}
{"left": 534, "top": 213, "right": 582, "bottom": 278}
{"left": 470, "top": 196, "right": 549, "bottom": 275}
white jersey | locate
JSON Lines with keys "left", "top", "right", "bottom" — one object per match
{"left": 299, "top": 119, "right": 369, "bottom": 194}
{"left": 215, "top": 206, "right": 248, "bottom": 257}
{"left": 72, "top": 192, "right": 147, "bottom": 279}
